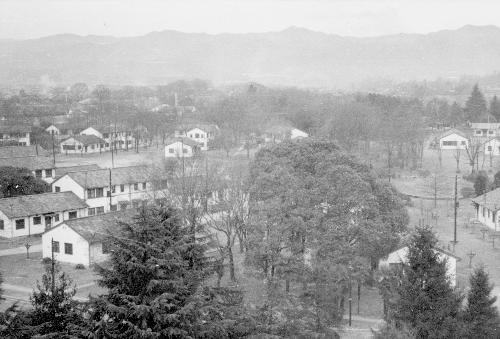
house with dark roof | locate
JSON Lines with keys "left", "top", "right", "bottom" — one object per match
{"left": 51, "top": 166, "right": 166, "bottom": 213}
{"left": 437, "top": 128, "right": 469, "bottom": 150}
{"left": 0, "top": 156, "right": 56, "bottom": 183}
{"left": 60, "top": 135, "right": 108, "bottom": 154}
{"left": 472, "top": 188, "right": 500, "bottom": 231}
{"left": 54, "top": 164, "right": 101, "bottom": 180}
{"left": 0, "top": 192, "right": 88, "bottom": 238}
{"left": 164, "top": 137, "right": 202, "bottom": 158}
{"left": 0, "top": 125, "right": 31, "bottom": 146}
{"left": 42, "top": 209, "right": 136, "bottom": 266}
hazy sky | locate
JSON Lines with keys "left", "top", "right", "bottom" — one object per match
{"left": 2, "top": 0, "right": 500, "bottom": 39}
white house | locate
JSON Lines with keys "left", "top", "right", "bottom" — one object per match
{"left": 0, "top": 125, "right": 31, "bottom": 146}
{"left": 0, "top": 192, "right": 88, "bottom": 238}
{"left": 472, "top": 188, "right": 500, "bottom": 231}
{"left": 0, "top": 156, "right": 56, "bottom": 184}
{"left": 165, "top": 138, "right": 201, "bottom": 158}
{"left": 175, "top": 124, "right": 218, "bottom": 151}
{"left": 80, "top": 125, "right": 135, "bottom": 151}
{"left": 379, "top": 246, "right": 460, "bottom": 287}
{"left": 45, "top": 123, "right": 83, "bottom": 139}
{"left": 438, "top": 129, "right": 469, "bottom": 150}
{"left": 60, "top": 135, "right": 108, "bottom": 154}
{"left": 42, "top": 209, "right": 136, "bottom": 266}
{"left": 484, "top": 138, "right": 500, "bottom": 156}
{"left": 471, "top": 122, "right": 500, "bottom": 138}
{"left": 52, "top": 166, "right": 164, "bottom": 213}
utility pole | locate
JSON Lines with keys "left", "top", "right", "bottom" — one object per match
{"left": 109, "top": 168, "right": 112, "bottom": 211}
{"left": 348, "top": 278, "right": 352, "bottom": 326}
{"left": 51, "top": 132, "right": 56, "bottom": 167}
{"left": 51, "top": 237, "right": 55, "bottom": 297}
{"left": 454, "top": 174, "right": 458, "bottom": 244}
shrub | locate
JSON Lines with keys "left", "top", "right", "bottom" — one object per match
{"left": 461, "top": 187, "right": 476, "bottom": 199}
{"left": 41, "top": 257, "right": 52, "bottom": 265}
{"left": 75, "top": 264, "right": 85, "bottom": 270}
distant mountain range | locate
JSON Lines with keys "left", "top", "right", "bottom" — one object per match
{"left": 2, "top": 25, "right": 500, "bottom": 89}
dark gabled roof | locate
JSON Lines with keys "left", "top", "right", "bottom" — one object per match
{"left": 0, "top": 192, "right": 88, "bottom": 219}
{"left": 166, "top": 137, "right": 201, "bottom": 148}
{"left": 54, "top": 164, "right": 101, "bottom": 180}
{"left": 48, "top": 209, "right": 137, "bottom": 242}
{"left": 472, "top": 187, "right": 500, "bottom": 212}
{"left": 55, "top": 166, "right": 153, "bottom": 189}
{"left": 61, "top": 135, "right": 105, "bottom": 146}
{"left": 0, "top": 156, "right": 54, "bottom": 170}
{"left": 84, "top": 124, "right": 131, "bottom": 134}
{"left": 0, "top": 145, "right": 50, "bottom": 158}
{"left": 0, "top": 125, "right": 31, "bottom": 134}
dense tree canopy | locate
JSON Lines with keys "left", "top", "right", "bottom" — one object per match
{"left": 0, "top": 166, "right": 49, "bottom": 198}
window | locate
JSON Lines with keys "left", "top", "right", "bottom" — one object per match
{"left": 87, "top": 189, "right": 95, "bottom": 199}
{"left": 0, "top": 220, "right": 4, "bottom": 230}
{"left": 62, "top": 145, "right": 75, "bottom": 150}
{"left": 134, "top": 183, "right": 138, "bottom": 190}
{"left": 169, "top": 148, "right": 174, "bottom": 153}
{"left": 55, "top": 186, "right": 61, "bottom": 192}
{"left": 33, "top": 216, "right": 41, "bottom": 225}
{"left": 64, "top": 243, "right": 73, "bottom": 255}
{"left": 52, "top": 241, "right": 60, "bottom": 253}
{"left": 54, "top": 214, "right": 59, "bottom": 222}
{"left": 195, "top": 133, "right": 199, "bottom": 138}
{"left": 15, "top": 219, "right": 25, "bottom": 229}
{"left": 442, "top": 141, "right": 457, "bottom": 146}
{"left": 142, "top": 182, "right": 146, "bottom": 190}
{"left": 493, "top": 212, "right": 496, "bottom": 222}
{"left": 68, "top": 211, "right": 77, "bottom": 219}
{"left": 120, "top": 184, "right": 125, "bottom": 192}
{"left": 88, "top": 208, "right": 96, "bottom": 216}
{"left": 77, "top": 145, "right": 81, "bottom": 150}
{"left": 112, "top": 185, "right": 116, "bottom": 193}
{"left": 110, "top": 204, "right": 117, "bottom": 211}
{"left": 96, "top": 206, "right": 104, "bottom": 214}
{"left": 461, "top": 141, "right": 466, "bottom": 145}
{"left": 489, "top": 130, "right": 494, "bottom": 134}
{"left": 96, "top": 188, "right": 104, "bottom": 198}
{"left": 102, "top": 241, "right": 111, "bottom": 254}
{"left": 45, "top": 169, "right": 53, "bottom": 178}
{"left": 91, "top": 145, "right": 95, "bottom": 150}
{"left": 483, "top": 207, "right": 486, "bottom": 217}
{"left": 119, "top": 202, "right": 129, "bottom": 210}
{"left": 35, "top": 170, "right": 42, "bottom": 178}
{"left": 488, "top": 146, "right": 493, "bottom": 151}
{"left": 183, "top": 148, "right": 188, "bottom": 153}
{"left": 476, "top": 130, "right": 482, "bottom": 135}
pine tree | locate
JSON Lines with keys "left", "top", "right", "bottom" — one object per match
{"left": 465, "top": 84, "right": 487, "bottom": 121}
{"left": 394, "top": 226, "right": 463, "bottom": 338}
{"left": 85, "top": 205, "right": 256, "bottom": 338}
{"left": 463, "top": 266, "right": 500, "bottom": 338}
{"left": 491, "top": 96, "right": 500, "bottom": 122}
{"left": 29, "top": 258, "right": 80, "bottom": 337}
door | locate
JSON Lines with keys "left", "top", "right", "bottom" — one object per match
{"left": 45, "top": 216, "right": 52, "bottom": 229}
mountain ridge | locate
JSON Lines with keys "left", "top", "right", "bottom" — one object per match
{"left": 2, "top": 25, "right": 500, "bottom": 88}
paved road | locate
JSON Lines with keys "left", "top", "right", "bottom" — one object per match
{"left": 0, "top": 243, "right": 42, "bottom": 256}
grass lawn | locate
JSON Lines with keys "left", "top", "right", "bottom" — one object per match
{"left": 0, "top": 234, "right": 42, "bottom": 251}
{"left": 0, "top": 252, "right": 102, "bottom": 301}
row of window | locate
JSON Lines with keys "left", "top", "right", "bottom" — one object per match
{"left": 110, "top": 199, "right": 147, "bottom": 211}
{"left": 475, "top": 130, "right": 495, "bottom": 135}
{"left": 35, "top": 169, "right": 54, "bottom": 178}
{"left": 7, "top": 211, "right": 78, "bottom": 231}
{"left": 52, "top": 241, "right": 73, "bottom": 255}
{"left": 168, "top": 148, "right": 189, "bottom": 153}
{"left": 442, "top": 140, "right": 466, "bottom": 146}
{"left": 88, "top": 206, "right": 105, "bottom": 216}
{"left": 189, "top": 133, "right": 205, "bottom": 139}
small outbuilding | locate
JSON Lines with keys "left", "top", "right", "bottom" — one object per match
{"left": 437, "top": 129, "right": 469, "bottom": 150}
{"left": 379, "top": 246, "right": 460, "bottom": 287}
{"left": 164, "top": 138, "right": 201, "bottom": 158}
